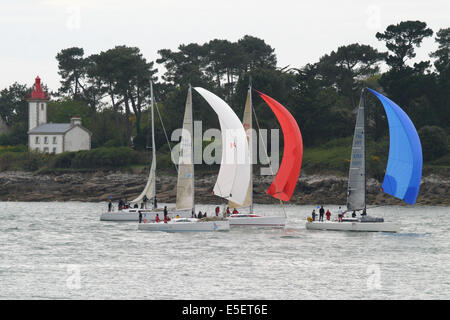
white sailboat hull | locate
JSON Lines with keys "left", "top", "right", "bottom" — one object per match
{"left": 228, "top": 214, "right": 285, "bottom": 228}
{"left": 305, "top": 220, "right": 400, "bottom": 233}
{"left": 138, "top": 218, "right": 230, "bottom": 232}
{"left": 100, "top": 209, "right": 191, "bottom": 222}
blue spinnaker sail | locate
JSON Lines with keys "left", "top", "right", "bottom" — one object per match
{"left": 368, "top": 88, "right": 423, "bottom": 205}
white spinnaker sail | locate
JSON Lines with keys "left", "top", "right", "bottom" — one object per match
{"left": 132, "top": 81, "right": 156, "bottom": 205}
{"left": 176, "top": 86, "right": 195, "bottom": 211}
{"left": 194, "top": 87, "right": 250, "bottom": 205}
{"left": 228, "top": 88, "right": 253, "bottom": 210}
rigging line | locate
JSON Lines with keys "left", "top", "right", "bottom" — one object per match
{"left": 154, "top": 101, "right": 178, "bottom": 174}
{"left": 251, "top": 101, "right": 287, "bottom": 219}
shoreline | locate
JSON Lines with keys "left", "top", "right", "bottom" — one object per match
{"left": 0, "top": 170, "right": 448, "bottom": 206}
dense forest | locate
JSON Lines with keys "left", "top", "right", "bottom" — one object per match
{"left": 0, "top": 20, "right": 449, "bottom": 176}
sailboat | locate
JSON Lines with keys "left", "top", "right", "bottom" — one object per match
{"left": 138, "top": 86, "right": 231, "bottom": 232}
{"left": 100, "top": 81, "right": 190, "bottom": 222}
{"left": 227, "top": 86, "right": 303, "bottom": 227}
{"left": 305, "top": 88, "right": 423, "bottom": 232}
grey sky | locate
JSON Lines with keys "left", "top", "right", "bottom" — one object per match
{"left": 0, "top": 0, "right": 448, "bottom": 91}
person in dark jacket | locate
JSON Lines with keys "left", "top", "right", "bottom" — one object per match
{"left": 311, "top": 209, "right": 316, "bottom": 221}
{"left": 143, "top": 195, "right": 148, "bottom": 209}
{"left": 319, "top": 206, "right": 325, "bottom": 222}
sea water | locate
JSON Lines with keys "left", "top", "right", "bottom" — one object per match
{"left": 0, "top": 202, "right": 449, "bottom": 299}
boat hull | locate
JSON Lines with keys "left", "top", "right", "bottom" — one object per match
{"left": 138, "top": 219, "right": 230, "bottom": 232}
{"left": 100, "top": 209, "right": 191, "bottom": 222}
{"left": 228, "top": 215, "right": 285, "bottom": 228}
{"left": 305, "top": 221, "right": 400, "bottom": 233}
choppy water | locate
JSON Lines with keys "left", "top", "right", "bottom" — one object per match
{"left": 0, "top": 202, "right": 449, "bottom": 299}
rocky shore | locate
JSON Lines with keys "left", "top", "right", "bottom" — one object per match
{"left": 0, "top": 169, "right": 448, "bottom": 206}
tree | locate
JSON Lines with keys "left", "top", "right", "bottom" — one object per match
{"left": 157, "top": 43, "right": 211, "bottom": 86}
{"left": 376, "top": 20, "right": 433, "bottom": 70}
{"left": 316, "top": 43, "right": 386, "bottom": 108}
{"left": 237, "top": 35, "right": 277, "bottom": 72}
{"left": 90, "top": 46, "right": 158, "bottom": 145}
{"left": 0, "top": 83, "right": 29, "bottom": 126}
{"left": 430, "top": 28, "right": 450, "bottom": 76}
{"left": 56, "top": 47, "right": 87, "bottom": 98}
{"left": 418, "top": 126, "right": 449, "bottom": 161}
{"left": 430, "top": 28, "right": 450, "bottom": 128}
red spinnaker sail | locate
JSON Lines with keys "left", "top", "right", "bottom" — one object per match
{"left": 257, "top": 91, "right": 303, "bottom": 201}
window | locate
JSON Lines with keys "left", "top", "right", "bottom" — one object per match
{"left": 35, "top": 147, "right": 39, "bottom": 152}
{"left": 53, "top": 137, "right": 57, "bottom": 144}
{"left": 41, "top": 103, "right": 44, "bottom": 110}
{"left": 44, "top": 137, "right": 48, "bottom": 144}
{"left": 44, "top": 147, "right": 49, "bottom": 153}
{"left": 52, "top": 148, "right": 56, "bottom": 154}
{"left": 35, "top": 137, "right": 39, "bottom": 144}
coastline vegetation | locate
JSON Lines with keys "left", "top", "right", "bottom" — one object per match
{"left": 0, "top": 20, "right": 449, "bottom": 177}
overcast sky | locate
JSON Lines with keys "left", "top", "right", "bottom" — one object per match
{"left": 0, "top": 0, "right": 448, "bottom": 91}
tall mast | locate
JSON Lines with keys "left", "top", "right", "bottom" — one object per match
{"left": 363, "top": 88, "right": 367, "bottom": 211}
{"left": 189, "top": 84, "right": 195, "bottom": 214}
{"left": 249, "top": 79, "right": 254, "bottom": 214}
{"left": 150, "top": 80, "right": 157, "bottom": 209}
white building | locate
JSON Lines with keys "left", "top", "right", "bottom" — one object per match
{"left": 27, "top": 76, "right": 91, "bottom": 154}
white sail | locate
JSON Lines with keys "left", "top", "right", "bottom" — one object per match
{"left": 194, "top": 87, "right": 250, "bottom": 205}
{"left": 132, "top": 159, "right": 156, "bottom": 204}
{"left": 228, "top": 88, "right": 253, "bottom": 210}
{"left": 176, "top": 86, "right": 195, "bottom": 211}
{"left": 347, "top": 90, "right": 366, "bottom": 211}
{"left": 132, "top": 81, "right": 156, "bottom": 206}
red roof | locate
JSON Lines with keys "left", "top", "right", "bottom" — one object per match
{"left": 28, "top": 76, "right": 49, "bottom": 100}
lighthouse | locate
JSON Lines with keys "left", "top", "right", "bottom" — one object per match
{"left": 27, "top": 76, "right": 49, "bottom": 131}
{"left": 27, "top": 76, "right": 92, "bottom": 154}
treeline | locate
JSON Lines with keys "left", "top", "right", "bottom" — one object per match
{"left": 0, "top": 146, "right": 145, "bottom": 172}
{"left": 0, "top": 20, "right": 449, "bottom": 171}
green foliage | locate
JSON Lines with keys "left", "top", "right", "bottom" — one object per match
{"left": 0, "top": 82, "right": 29, "bottom": 126}
{"left": 431, "top": 153, "right": 450, "bottom": 166}
{"left": 0, "top": 122, "right": 28, "bottom": 146}
{"left": 0, "top": 151, "right": 50, "bottom": 172}
{"left": 1, "top": 25, "right": 449, "bottom": 172}
{"left": 302, "top": 137, "right": 352, "bottom": 174}
{"left": 0, "top": 145, "right": 28, "bottom": 154}
{"left": 418, "top": 126, "right": 449, "bottom": 161}
{"left": 70, "top": 147, "right": 140, "bottom": 168}
{"left": 52, "top": 152, "right": 76, "bottom": 168}
{"left": 376, "top": 20, "right": 433, "bottom": 69}
{"left": 47, "top": 99, "right": 92, "bottom": 125}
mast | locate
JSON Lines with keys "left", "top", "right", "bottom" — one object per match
{"left": 363, "top": 88, "right": 367, "bottom": 212}
{"left": 347, "top": 88, "right": 366, "bottom": 211}
{"left": 189, "top": 84, "right": 195, "bottom": 214}
{"left": 150, "top": 80, "right": 157, "bottom": 209}
{"left": 248, "top": 80, "right": 254, "bottom": 214}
